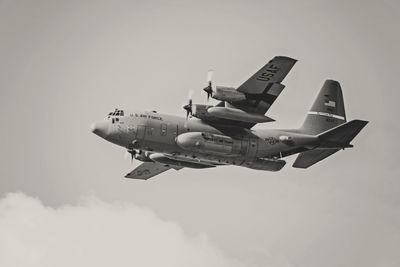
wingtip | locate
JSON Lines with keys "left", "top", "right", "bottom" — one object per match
{"left": 275, "top": 56, "right": 298, "bottom": 62}
{"left": 352, "top": 119, "right": 369, "bottom": 125}
{"left": 325, "top": 79, "right": 340, "bottom": 85}
{"left": 359, "top": 120, "right": 369, "bottom": 127}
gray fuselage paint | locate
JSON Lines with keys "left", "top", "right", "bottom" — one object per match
{"left": 100, "top": 110, "right": 319, "bottom": 167}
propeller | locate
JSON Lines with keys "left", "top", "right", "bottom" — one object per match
{"left": 125, "top": 149, "right": 136, "bottom": 163}
{"left": 203, "top": 69, "right": 214, "bottom": 101}
{"left": 183, "top": 89, "right": 194, "bottom": 128}
{"left": 183, "top": 99, "right": 192, "bottom": 118}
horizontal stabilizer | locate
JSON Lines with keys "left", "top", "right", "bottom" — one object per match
{"left": 318, "top": 119, "right": 368, "bottom": 148}
{"left": 293, "top": 120, "right": 368, "bottom": 168}
{"left": 292, "top": 149, "right": 340, "bottom": 169}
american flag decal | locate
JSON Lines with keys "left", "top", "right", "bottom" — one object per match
{"left": 324, "top": 100, "right": 336, "bottom": 107}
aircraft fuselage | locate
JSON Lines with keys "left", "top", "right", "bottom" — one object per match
{"left": 91, "top": 109, "right": 319, "bottom": 170}
{"left": 91, "top": 58, "right": 367, "bottom": 178}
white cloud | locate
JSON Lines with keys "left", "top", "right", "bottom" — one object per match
{"left": 0, "top": 192, "right": 249, "bottom": 267}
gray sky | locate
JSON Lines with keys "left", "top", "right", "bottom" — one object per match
{"left": 0, "top": 0, "right": 399, "bottom": 266}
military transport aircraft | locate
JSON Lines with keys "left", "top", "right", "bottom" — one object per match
{"left": 91, "top": 56, "right": 368, "bottom": 180}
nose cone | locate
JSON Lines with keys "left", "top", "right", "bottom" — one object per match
{"left": 91, "top": 121, "right": 110, "bottom": 138}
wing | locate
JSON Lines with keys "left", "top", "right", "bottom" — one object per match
{"left": 125, "top": 162, "right": 180, "bottom": 180}
{"left": 199, "top": 56, "right": 296, "bottom": 129}
{"left": 230, "top": 56, "right": 297, "bottom": 114}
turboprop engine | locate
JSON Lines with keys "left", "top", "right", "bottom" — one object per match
{"left": 176, "top": 132, "right": 242, "bottom": 156}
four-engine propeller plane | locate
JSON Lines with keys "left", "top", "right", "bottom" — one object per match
{"left": 91, "top": 56, "right": 368, "bottom": 180}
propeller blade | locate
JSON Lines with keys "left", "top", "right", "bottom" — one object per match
{"left": 183, "top": 103, "right": 192, "bottom": 115}
{"left": 183, "top": 89, "right": 194, "bottom": 127}
{"left": 207, "top": 69, "right": 213, "bottom": 83}
{"left": 188, "top": 89, "right": 194, "bottom": 101}
{"left": 203, "top": 69, "right": 214, "bottom": 102}
{"left": 184, "top": 110, "right": 190, "bottom": 128}
{"left": 125, "top": 149, "right": 136, "bottom": 163}
{"left": 124, "top": 151, "right": 131, "bottom": 160}
{"left": 183, "top": 91, "right": 193, "bottom": 115}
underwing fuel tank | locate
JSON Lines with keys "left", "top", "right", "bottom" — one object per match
{"left": 149, "top": 153, "right": 215, "bottom": 169}
{"left": 244, "top": 158, "right": 286, "bottom": 171}
{"left": 176, "top": 132, "right": 242, "bottom": 156}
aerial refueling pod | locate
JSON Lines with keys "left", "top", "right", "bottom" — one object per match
{"left": 212, "top": 86, "right": 246, "bottom": 102}
{"left": 176, "top": 132, "right": 242, "bottom": 156}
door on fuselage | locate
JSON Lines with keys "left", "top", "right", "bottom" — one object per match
{"left": 160, "top": 123, "right": 167, "bottom": 136}
{"left": 127, "top": 124, "right": 145, "bottom": 146}
{"left": 127, "top": 124, "right": 137, "bottom": 140}
{"left": 136, "top": 125, "right": 145, "bottom": 140}
{"left": 241, "top": 138, "right": 258, "bottom": 159}
{"left": 158, "top": 123, "right": 179, "bottom": 149}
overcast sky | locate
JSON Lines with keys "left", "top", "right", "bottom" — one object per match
{"left": 0, "top": 0, "right": 399, "bottom": 266}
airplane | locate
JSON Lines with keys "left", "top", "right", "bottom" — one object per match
{"left": 91, "top": 56, "right": 368, "bottom": 180}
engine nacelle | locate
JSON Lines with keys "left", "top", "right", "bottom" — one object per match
{"left": 212, "top": 86, "right": 246, "bottom": 102}
{"left": 191, "top": 104, "right": 215, "bottom": 121}
{"left": 176, "top": 132, "right": 242, "bottom": 156}
{"left": 191, "top": 104, "right": 274, "bottom": 124}
{"left": 207, "top": 106, "right": 275, "bottom": 123}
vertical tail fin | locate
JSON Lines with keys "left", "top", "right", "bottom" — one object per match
{"left": 300, "top": 80, "right": 346, "bottom": 135}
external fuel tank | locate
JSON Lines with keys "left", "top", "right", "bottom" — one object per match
{"left": 175, "top": 132, "right": 243, "bottom": 156}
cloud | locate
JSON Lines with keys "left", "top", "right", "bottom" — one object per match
{"left": 0, "top": 192, "right": 249, "bottom": 267}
